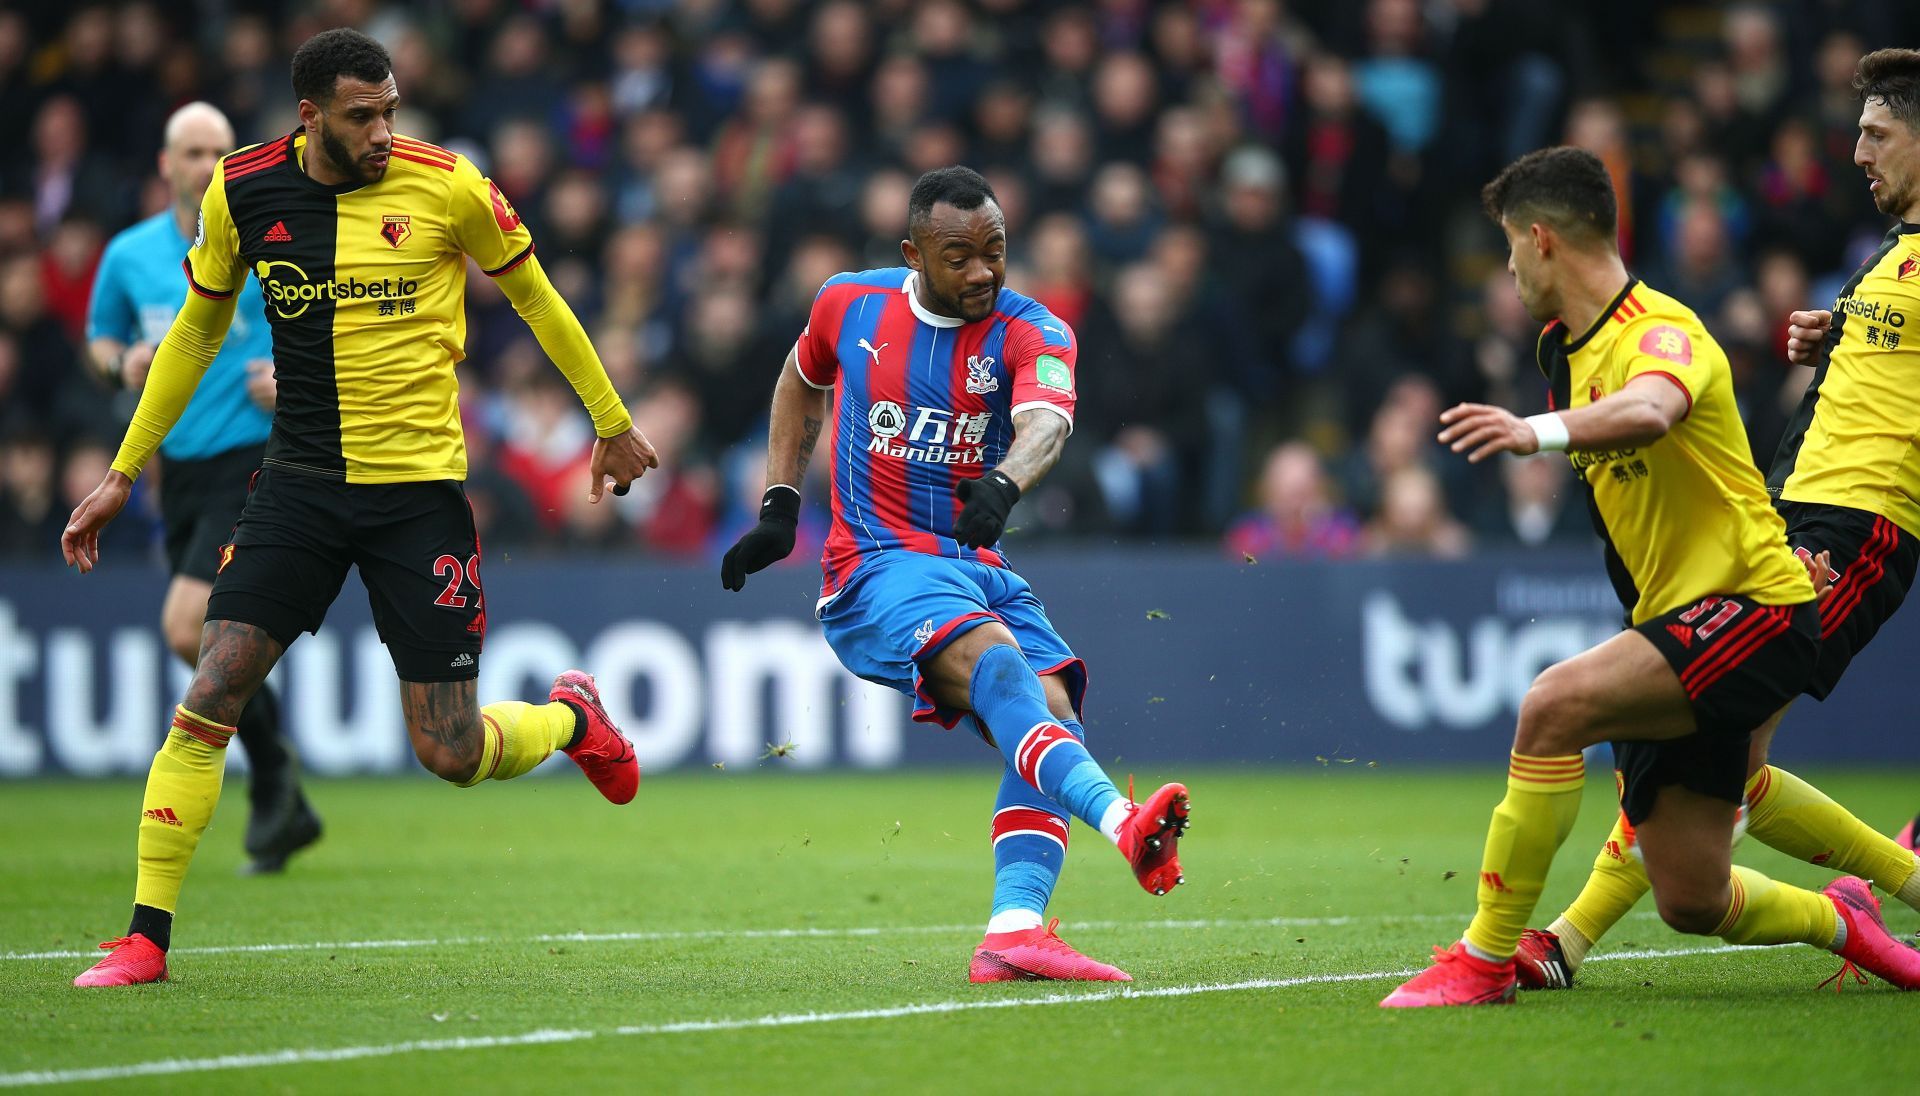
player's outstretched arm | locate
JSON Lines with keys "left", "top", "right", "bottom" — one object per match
{"left": 722, "top": 347, "right": 825, "bottom": 591}
{"left": 953, "top": 408, "right": 1067, "bottom": 548}
{"left": 492, "top": 256, "right": 657, "bottom": 500}
{"left": 1439, "top": 375, "right": 1689, "bottom": 464}
{"left": 63, "top": 288, "right": 235, "bottom": 572}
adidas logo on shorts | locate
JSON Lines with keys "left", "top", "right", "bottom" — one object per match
{"left": 449, "top": 652, "right": 475, "bottom": 669}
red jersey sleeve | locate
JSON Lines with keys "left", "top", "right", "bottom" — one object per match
{"left": 1006, "top": 313, "right": 1077, "bottom": 433}
{"left": 795, "top": 283, "right": 845, "bottom": 390}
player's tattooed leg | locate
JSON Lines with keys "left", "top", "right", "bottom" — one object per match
{"left": 401, "top": 678, "right": 483, "bottom": 783}
{"left": 181, "top": 620, "right": 286, "bottom": 725}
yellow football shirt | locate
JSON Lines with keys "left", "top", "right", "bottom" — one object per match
{"left": 1771, "top": 224, "right": 1920, "bottom": 535}
{"left": 1537, "top": 279, "right": 1814, "bottom": 623}
{"left": 185, "top": 132, "right": 540, "bottom": 483}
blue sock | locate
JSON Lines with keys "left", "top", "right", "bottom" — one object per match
{"left": 970, "top": 645, "right": 1122, "bottom": 830}
{"left": 988, "top": 764, "right": 1068, "bottom": 927}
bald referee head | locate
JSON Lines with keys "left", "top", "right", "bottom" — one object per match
{"left": 159, "top": 102, "right": 235, "bottom": 227}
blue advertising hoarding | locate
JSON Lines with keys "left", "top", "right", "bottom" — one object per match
{"left": 0, "top": 549, "right": 1914, "bottom": 776}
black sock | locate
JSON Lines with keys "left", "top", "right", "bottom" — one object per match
{"left": 233, "top": 684, "right": 293, "bottom": 807}
{"left": 129, "top": 904, "right": 173, "bottom": 952}
{"left": 556, "top": 699, "right": 587, "bottom": 750}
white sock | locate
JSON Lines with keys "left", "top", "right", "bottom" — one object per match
{"left": 1461, "top": 940, "right": 1507, "bottom": 964}
{"left": 1830, "top": 907, "right": 1849, "bottom": 952}
{"left": 1895, "top": 854, "right": 1920, "bottom": 914}
{"left": 1545, "top": 916, "right": 1593, "bottom": 970}
{"left": 986, "top": 909, "right": 1043, "bottom": 935}
{"left": 1098, "top": 800, "right": 1130, "bottom": 846}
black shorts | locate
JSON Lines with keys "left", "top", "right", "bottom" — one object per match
{"left": 158, "top": 444, "right": 266, "bottom": 582}
{"left": 1613, "top": 595, "right": 1819, "bottom": 825}
{"left": 1778, "top": 501, "right": 1919, "bottom": 699}
{"left": 205, "top": 465, "right": 486, "bottom": 681}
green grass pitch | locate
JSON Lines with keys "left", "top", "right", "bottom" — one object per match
{"left": 3, "top": 767, "right": 1918, "bottom": 1092}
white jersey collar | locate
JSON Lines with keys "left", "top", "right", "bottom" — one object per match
{"left": 902, "top": 271, "right": 966, "bottom": 328}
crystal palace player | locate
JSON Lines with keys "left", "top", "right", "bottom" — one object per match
{"left": 722, "top": 167, "right": 1189, "bottom": 982}
{"left": 1382, "top": 147, "right": 1920, "bottom": 1008}
{"left": 62, "top": 29, "right": 657, "bottom": 988}
{"left": 1512, "top": 48, "right": 1920, "bottom": 990}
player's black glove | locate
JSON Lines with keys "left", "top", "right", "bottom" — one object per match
{"left": 953, "top": 470, "right": 1020, "bottom": 548}
{"left": 721, "top": 485, "right": 800, "bottom": 590}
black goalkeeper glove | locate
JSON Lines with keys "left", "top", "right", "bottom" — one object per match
{"left": 721, "top": 485, "right": 800, "bottom": 590}
{"left": 953, "top": 470, "right": 1020, "bottom": 548}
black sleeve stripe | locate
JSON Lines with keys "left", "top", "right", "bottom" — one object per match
{"left": 482, "top": 243, "right": 536, "bottom": 278}
{"left": 181, "top": 258, "right": 234, "bottom": 300}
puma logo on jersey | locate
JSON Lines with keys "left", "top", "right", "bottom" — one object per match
{"left": 858, "top": 338, "right": 888, "bottom": 366}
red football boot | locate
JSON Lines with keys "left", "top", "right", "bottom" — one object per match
{"left": 1513, "top": 928, "right": 1575, "bottom": 990}
{"left": 969, "top": 919, "right": 1132, "bottom": 983}
{"left": 552, "top": 671, "right": 640, "bottom": 805}
{"left": 1896, "top": 813, "right": 1918, "bottom": 854}
{"left": 1824, "top": 876, "right": 1920, "bottom": 990}
{"left": 1380, "top": 942, "right": 1517, "bottom": 1008}
{"left": 1115, "top": 781, "right": 1190, "bottom": 895}
{"left": 72, "top": 934, "right": 167, "bottom": 987}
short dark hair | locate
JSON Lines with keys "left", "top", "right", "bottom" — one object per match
{"left": 291, "top": 28, "right": 392, "bottom": 106}
{"left": 1856, "top": 48, "right": 1920, "bottom": 131}
{"left": 1480, "top": 146, "right": 1616, "bottom": 245}
{"left": 907, "top": 166, "right": 998, "bottom": 237}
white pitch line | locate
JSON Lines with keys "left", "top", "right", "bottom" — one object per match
{"left": 0, "top": 943, "right": 1768, "bottom": 1088}
{"left": 7, "top": 911, "right": 1666, "bottom": 962}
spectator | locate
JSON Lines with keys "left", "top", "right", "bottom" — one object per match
{"left": 495, "top": 364, "right": 595, "bottom": 537}
{"left": 1082, "top": 263, "right": 1213, "bottom": 536}
{"left": 1285, "top": 53, "right": 1392, "bottom": 263}
{"left": 621, "top": 379, "right": 719, "bottom": 557}
{"left": 18, "top": 96, "right": 123, "bottom": 233}
{"left": 1091, "top": 53, "right": 1160, "bottom": 164}
{"left": 1207, "top": 146, "right": 1309, "bottom": 402}
{"left": 1083, "top": 163, "right": 1161, "bottom": 266}
{"left": 911, "top": 0, "right": 990, "bottom": 124}
{"left": 1213, "top": 0, "right": 1298, "bottom": 142}
{"left": 0, "top": 422, "right": 63, "bottom": 559}
{"left": 1026, "top": 107, "right": 1098, "bottom": 219}
{"left": 1362, "top": 465, "right": 1471, "bottom": 559}
{"left": 1471, "top": 456, "right": 1587, "bottom": 549}
{"left": 1224, "top": 443, "right": 1361, "bottom": 561}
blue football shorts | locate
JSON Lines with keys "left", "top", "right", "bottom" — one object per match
{"left": 816, "top": 551, "right": 1086, "bottom": 730}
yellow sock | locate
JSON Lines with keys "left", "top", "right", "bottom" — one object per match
{"left": 1712, "top": 865, "right": 1839, "bottom": 949}
{"left": 1746, "top": 765, "right": 1920, "bottom": 911}
{"left": 462, "top": 701, "right": 577, "bottom": 785}
{"left": 1463, "top": 752, "right": 1587, "bottom": 960}
{"left": 133, "top": 707, "right": 233, "bottom": 914}
{"left": 1553, "top": 811, "right": 1652, "bottom": 967}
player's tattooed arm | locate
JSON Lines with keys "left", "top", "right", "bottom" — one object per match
{"left": 997, "top": 408, "right": 1070, "bottom": 492}
{"left": 765, "top": 345, "right": 830, "bottom": 490}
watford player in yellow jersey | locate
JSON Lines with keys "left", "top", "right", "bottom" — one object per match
{"left": 60, "top": 29, "right": 660, "bottom": 988}
{"left": 1382, "top": 146, "right": 1920, "bottom": 1008}
{"left": 1511, "top": 48, "right": 1920, "bottom": 993}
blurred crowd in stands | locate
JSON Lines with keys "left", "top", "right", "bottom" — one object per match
{"left": 2, "top": 0, "right": 1917, "bottom": 566}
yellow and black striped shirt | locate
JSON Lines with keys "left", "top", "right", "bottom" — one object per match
{"left": 1771, "top": 222, "right": 1920, "bottom": 535}
{"left": 185, "top": 132, "right": 538, "bottom": 483}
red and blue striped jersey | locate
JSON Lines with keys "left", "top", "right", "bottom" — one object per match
{"left": 796, "top": 267, "right": 1078, "bottom": 597}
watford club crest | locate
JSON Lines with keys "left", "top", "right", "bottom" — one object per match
{"left": 380, "top": 214, "right": 411, "bottom": 249}
{"left": 1899, "top": 255, "right": 1920, "bottom": 281}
